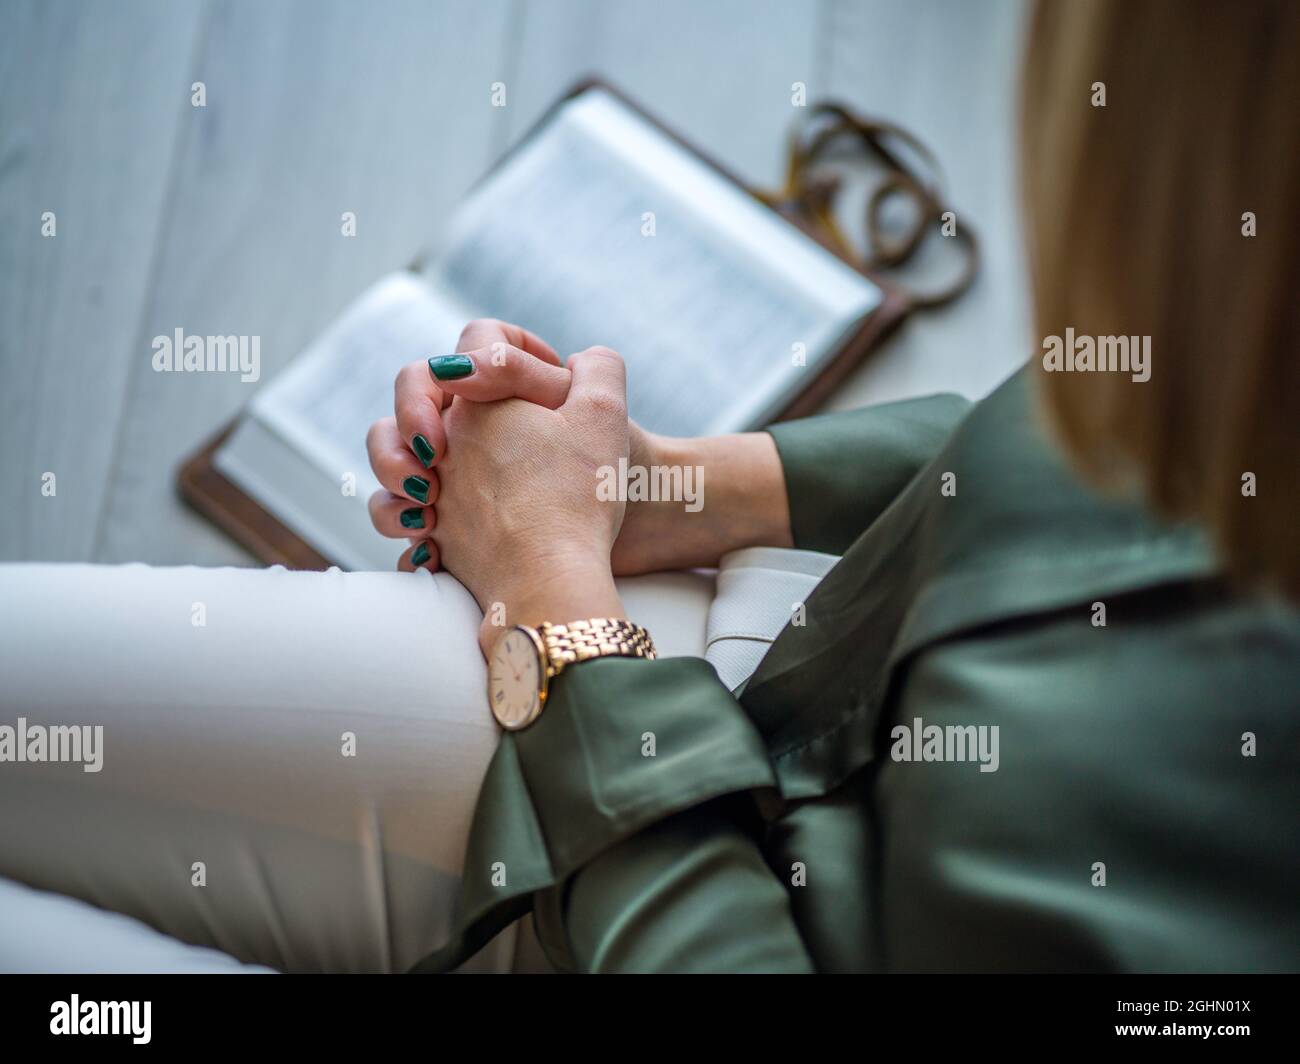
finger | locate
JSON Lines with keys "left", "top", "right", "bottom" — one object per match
{"left": 565, "top": 345, "right": 627, "bottom": 421}
{"left": 368, "top": 490, "right": 436, "bottom": 539}
{"left": 394, "top": 360, "right": 448, "bottom": 466}
{"left": 456, "top": 318, "right": 561, "bottom": 367}
{"left": 366, "top": 417, "right": 440, "bottom": 505}
{"left": 427, "top": 345, "right": 572, "bottom": 408}
{"left": 397, "top": 537, "right": 440, "bottom": 573}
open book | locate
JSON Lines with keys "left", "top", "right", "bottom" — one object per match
{"left": 209, "top": 84, "right": 884, "bottom": 571}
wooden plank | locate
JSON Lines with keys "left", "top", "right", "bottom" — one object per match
{"left": 818, "top": 0, "right": 1033, "bottom": 408}
{"left": 0, "top": 0, "right": 207, "bottom": 560}
{"left": 94, "top": 0, "right": 514, "bottom": 565}
{"left": 503, "top": 0, "right": 821, "bottom": 188}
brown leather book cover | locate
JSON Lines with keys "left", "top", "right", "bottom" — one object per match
{"left": 178, "top": 78, "right": 912, "bottom": 571}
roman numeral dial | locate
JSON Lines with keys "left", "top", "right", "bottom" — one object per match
{"left": 488, "top": 627, "right": 545, "bottom": 730}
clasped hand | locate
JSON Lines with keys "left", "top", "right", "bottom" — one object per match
{"left": 366, "top": 319, "right": 792, "bottom": 657}
{"left": 366, "top": 320, "right": 640, "bottom": 655}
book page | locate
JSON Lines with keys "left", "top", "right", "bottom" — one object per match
{"left": 213, "top": 272, "right": 473, "bottom": 570}
{"left": 249, "top": 272, "right": 472, "bottom": 488}
{"left": 430, "top": 87, "right": 881, "bottom": 436}
{"left": 215, "top": 412, "right": 404, "bottom": 571}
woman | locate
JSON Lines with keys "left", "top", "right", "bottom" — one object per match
{"left": 1, "top": 0, "right": 1296, "bottom": 973}
{"left": 373, "top": 0, "right": 1300, "bottom": 972}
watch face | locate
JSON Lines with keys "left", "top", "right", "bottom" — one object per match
{"left": 488, "top": 627, "right": 545, "bottom": 730}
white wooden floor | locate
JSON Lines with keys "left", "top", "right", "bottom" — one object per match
{"left": 0, "top": 0, "right": 1030, "bottom": 566}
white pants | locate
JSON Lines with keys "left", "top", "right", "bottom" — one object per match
{"left": 0, "top": 550, "right": 834, "bottom": 973}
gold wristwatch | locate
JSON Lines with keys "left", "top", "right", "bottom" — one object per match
{"left": 488, "top": 619, "right": 656, "bottom": 731}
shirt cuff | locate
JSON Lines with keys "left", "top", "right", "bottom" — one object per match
{"left": 409, "top": 656, "right": 776, "bottom": 972}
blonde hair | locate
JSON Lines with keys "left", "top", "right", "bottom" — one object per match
{"left": 1021, "top": 0, "right": 1300, "bottom": 599}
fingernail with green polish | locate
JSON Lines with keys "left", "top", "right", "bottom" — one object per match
{"left": 411, "top": 434, "right": 436, "bottom": 468}
{"left": 411, "top": 542, "right": 431, "bottom": 567}
{"left": 403, "top": 475, "right": 430, "bottom": 504}
{"left": 428, "top": 354, "right": 474, "bottom": 381}
{"left": 400, "top": 507, "right": 425, "bottom": 530}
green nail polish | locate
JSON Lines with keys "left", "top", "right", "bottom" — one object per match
{"left": 428, "top": 354, "right": 474, "bottom": 381}
{"left": 411, "top": 434, "right": 436, "bottom": 468}
{"left": 411, "top": 542, "right": 431, "bottom": 567}
{"left": 400, "top": 507, "right": 425, "bottom": 530}
{"left": 403, "top": 475, "right": 430, "bottom": 504}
